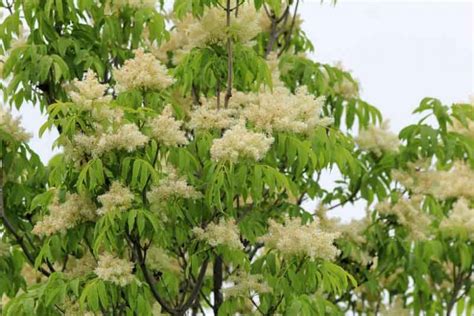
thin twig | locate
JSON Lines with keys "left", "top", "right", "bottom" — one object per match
{"left": 278, "top": 0, "right": 300, "bottom": 57}
{"left": 213, "top": 255, "right": 224, "bottom": 315}
{"left": 224, "top": 0, "right": 233, "bottom": 108}
{"left": 250, "top": 296, "right": 265, "bottom": 315}
{"left": 177, "top": 257, "right": 210, "bottom": 313}
{"left": 126, "top": 232, "right": 176, "bottom": 315}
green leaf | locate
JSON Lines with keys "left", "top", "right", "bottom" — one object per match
{"left": 39, "top": 55, "right": 53, "bottom": 82}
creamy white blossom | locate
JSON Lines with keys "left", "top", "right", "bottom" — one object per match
{"left": 317, "top": 206, "right": 369, "bottom": 245}
{"left": 114, "top": 48, "right": 174, "bottom": 91}
{"left": 187, "top": 5, "right": 262, "bottom": 48}
{"left": 333, "top": 61, "right": 360, "bottom": 99}
{"left": 154, "top": 5, "right": 263, "bottom": 63}
{"left": 224, "top": 272, "right": 272, "bottom": 298}
{"left": 62, "top": 297, "right": 90, "bottom": 316}
{"left": 258, "top": 217, "right": 340, "bottom": 261}
{"left": 356, "top": 121, "right": 399, "bottom": 156}
{"left": 91, "top": 105, "right": 125, "bottom": 124}
{"left": 210, "top": 123, "right": 274, "bottom": 162}
{"left": 393, "top": 161, "right": 474, "bottom": 200}
{"left": 32, "top": 193, "right": 96, "bottom": 237}
{"left": 146, "top": 246, "right": 181, "bottom": 274}
{"left": 147, "top": 167, "right": 201, "bottom": 203}
{"left": 95, "top": 123, "right": 149, "bottom": 155}
{"left": 243, "top": 86, "right": 330, "bottom": 133}
{"left": 105, "top": 0, "right": 157, "bottom": 14}
{"left": 0, "top": 106, "right": 31, "bottom": 142}
{"left": 193, "top": 218, "right": 243, "bottom": 250}
{"left": 148, "top": 105, "right": 188, "bottom": 146}
{"left": 376, "top": 195, "right": 431, "bottom": 240}
{"left": 64, "top": 252, "right": 97, "bottom": 278}
{"left": 21, "top": 264, "right": 47, "bottom": 285}
{"left": 95, "top": 253, "right": 134, "bottom": 286}
{"left": 188, "top": 106, "right": 238, "bottom": 131}
{"left": 68, "top": 70, "right": 111, "bottom": 109}
{"left": 266, "top": 52, "right": 285, "bottom": 88}
{"left": 97, "top": 182, "right": 134, "bottom": 215}
{"left": 439, "top": 198, "right": 474, "bottom": 240}
{"left": 66, "top": 123, "right": 148, "bottom": 162}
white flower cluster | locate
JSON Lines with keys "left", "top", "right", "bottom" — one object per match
{"left": 185, "top": 55, "right": 331, "bottom": 160}
{"left": 64, "top": 252, "right": 97, "bottom": 278}
{"left": 32, "top": 193, "right": 97, "bottom": 237}
{"left": 62, "top": 297, "right": 91, "bottom": 316}
{"left": 376, "top": 195, "right": 431, "bottom": 240}
{"left": 187, "top": 6, "right": 262, "bottom": 48}
{"left": 258, "top": 217, "right": 340, "bottom": 261}
{"left": 153, "top": 5, "right": 264, "bottom": 63}
{"left": 73, "top": 123, "right": 149, "bottom": 158}
{"left": 114, "top": 48, "right": 174, "bottom": 91}
{"left": 243, "top": 86, "right": 330, "bottom": 133}
{"left": 317, "top": 206, "right": 373, "bottom": 265}
{"left": 97, "top": 182, "right": 134, "bottom": 215}
{"left": 334, "top": 78, "right": 359, "bottom": 99}
{"left": 0, "top": 106, "right": 31, "bottom": 142}
{"left": 210, "top": 123, "right": 274, "bottom": 162}
{"left": 21, "top": 264, "right": 46, "bottom": 285}
{"left": 266, "top": 52, "right": 285, "bottom": 88}
{"left": 188, "top": 105, "right": 238, "bottom": 131}
{"left": 393, "top": 161, "right": 474, "bottom": 200}
{"left": 95, "top": 253, "right": 134, "bottom": 286}
{"left": 356, "top": 121, "right": 399, "bottom": 156}
{"left": 337, "top": 218, "right": 369, "bottom": 245}
{"left": 148, "top": 105, "right": 188, "bottom": 146}
{"left": 224, "top": 272, "right": 272, "bottom": 298}
{"left": 318, "top": 206, "right": 369, "bottom": 245}
{"left": 439, "top": 198, "right": 474, "bottom": 240}
{"left": 146, "top": 246, "right": 181, "bottom": 274}
{"left": 189, "top": 84, "right": 330, "bottom": 135}
{"left": 95, "top": 123, "right": 149, "bottom": 154}
{"left": 147, "top": 167, "right": 201, "bottom": 203}
{"left": 193, "top": 218, "right": 243, "bottom": 250}
{"left": 105, "top": 0, "right": 156, "bottom": 15}
{"left": 68, "top": 70, "right": 111, "bottom": 110}
{"left": 333, "top": 61, "right": 360, "bottom": 99}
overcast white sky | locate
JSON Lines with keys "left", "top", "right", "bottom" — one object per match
{"left": 12, "top": 0, "right": 474, "bottom": 218}
{"left": 302, "top": 0, "right": 473, "bottom": 132}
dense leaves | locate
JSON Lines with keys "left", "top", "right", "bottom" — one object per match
{"left": 0, "top": 1, "right": 472, "bottom": 315}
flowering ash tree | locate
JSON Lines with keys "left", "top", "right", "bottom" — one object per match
{"left": 0, "top": 0, "right": 473, "bottom": 315}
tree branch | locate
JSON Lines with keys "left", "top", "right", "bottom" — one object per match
{"left": 213, "top": 255, "right": 223, "bottom": 315}
{"left": 446, "top": 267, "right": 465, "bottom": 316}
{"left": 264, "top": 5, "right": 290, "bottom": 58}
{"left": 224, "top": 0, "right": 233, "bottom": 108}
{"left": 177, "top": 257, "right": 210, "bottom": 313}
{"left": 126, "top": 232, "right": 176, "bottom": 315}
{"left": 278, "top": 0, "right": 300, "bottom": 57}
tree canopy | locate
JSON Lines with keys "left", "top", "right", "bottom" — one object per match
{"left": 0, "top": 0, "right": 473, "bottom": 315}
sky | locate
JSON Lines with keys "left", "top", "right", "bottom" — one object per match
{"left": 11, "top": 0, "right": 474, "bottom": 220}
